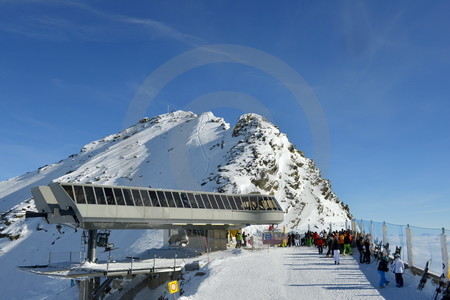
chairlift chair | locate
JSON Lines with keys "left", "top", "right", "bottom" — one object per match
{"left": 168, "top": 228, "right": 189, "bottom": 247}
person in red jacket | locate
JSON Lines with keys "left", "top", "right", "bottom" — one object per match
{"left": 316, "top": 236, "right": 325, "bottom": 254}
{"left": 312, "top": 232, "right": 319, "bottom": 245}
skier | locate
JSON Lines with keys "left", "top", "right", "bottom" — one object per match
{"left": 356, "top": 236, "right": 364, "bottom": 263}
{"left": 338, "top": 232, "right": 345, "bottom": 253}
{"left": 363, "top": 237, "right": 371, "bottom": 264}
{"left": 316, "top": 236, "right": 325, "bottom": 254}
{"left": 242, "top": 231, "right": 247, "bottom": 247}
{"left": 294, "top": 233, "right": 300, "bottom": 247}
{"left": 332, "top": 235, "right": 340, "bottom": 265}
{"left": 391, "top": 254, "right": 405, "bottom": 288}
{"left": 343, "top": 232, "right": 353, "bottom": 255}
{"left": 377, "top": 256, "right": 390, "bottom": 288}
{"left": 306, "top": 231, "right": 313, "bottom": 246}
{"left": 326, "top": 234, "right": 334, "bottom": 257}
{"left": 235, "top": 232, "right": 243, "bottom": 248}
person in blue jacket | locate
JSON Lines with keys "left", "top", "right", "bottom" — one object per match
{"left": 377, "top": 256, "right": 390, "bottom": 288}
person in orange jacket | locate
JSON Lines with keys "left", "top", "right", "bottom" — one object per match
{"left": 338, "top": 232, "right": 345, "bottom": 253}
{"left": 343, "top": 232, "right": 353, "bottom": 255}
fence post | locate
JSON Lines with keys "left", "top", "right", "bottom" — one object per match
{"left": 370, "top": 221, "right": 374, "bottom": 245}
{"left": 382, "top": 222, "right": 388, "bottom": 244}
{"left": 106, "top": 250, "right": 110, "bottom": 276}
{"left": 130, "top": 257, "right": 134, "bottom": 274}
{"left": 173, "top": 253, "right": 177, "bottom": 272}
{"left": 360, "top": 219, "right": 365, "bottom": 234}
{"left": 406, "top": 224, "right": 414, "bottom": 267}
{"left": 441, "top": 228, "right": 449, "bottom": 279}
{"left": 351, "top": 219, "right": 357, "bottom": 234}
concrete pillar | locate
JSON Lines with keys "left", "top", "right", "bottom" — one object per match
{"left": 163, "top": 229, "right": 169, "bottom": 246}
{"left": 78, "top": 278, "right": 100, "bottom": 300}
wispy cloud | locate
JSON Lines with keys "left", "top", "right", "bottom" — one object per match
{"left": 0, "top": 103, "right": 56, "bottom": 135}
{"left": 0, "top": 0, "right": 205, "bottom": 46}
{"left": 65, "top": 1, "right": 205, "bottom": 46}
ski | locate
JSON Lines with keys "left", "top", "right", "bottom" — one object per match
{"left": 417, "top": 259, "right": 431, "bottom": 290}
{"left": 442, "top": 280, "right": 450, "bottom": 300}
{"left": 434, "top": 273, "right": 446, "bottom": 300}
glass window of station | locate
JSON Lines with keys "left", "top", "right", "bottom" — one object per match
{"left": 59, "top": 184, "right": 281, "bottom": 211}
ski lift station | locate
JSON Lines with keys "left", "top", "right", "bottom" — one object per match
{"left": 29, "top": 182, "right": 283, "bottom": 261}
{"left": 30, "top": 182, "right": 283, "bottom": 231}
{"left": 25, "top": 182, "right": 284, "bottom": 299}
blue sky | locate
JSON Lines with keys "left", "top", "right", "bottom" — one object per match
{"left": 1, "top": 0, "right": 449, "bottom": 229}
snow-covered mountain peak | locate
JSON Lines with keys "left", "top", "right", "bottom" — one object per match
{"left": 1, "top": 110, "right": 350, "bottom": 225}
{"left": 232, "top": 113, "right": 278, "bottom": 137}
{"left": 0, "top": 110, "right": 351, "bottom": 299}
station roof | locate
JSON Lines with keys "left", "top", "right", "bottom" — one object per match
{"left": 31, "top": 182, "right": 284, "bottom": 230}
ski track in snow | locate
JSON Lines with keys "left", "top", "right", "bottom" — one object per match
{"left": 196, "top": 113, "right": 212, "bottom": 180}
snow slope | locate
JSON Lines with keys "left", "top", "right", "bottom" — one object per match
{"left": 0, "top": 111, "right": 351, "bottom": 299}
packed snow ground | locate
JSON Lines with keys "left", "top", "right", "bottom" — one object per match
{"left": 6, "top": 240, "right": 442, "bottom": 299}
{"left": 172, "top": 246, "right": 437, "bottom": 300}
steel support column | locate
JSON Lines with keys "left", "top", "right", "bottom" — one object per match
{"left": 87, "top": 229, "right": 97, "bottom": 263}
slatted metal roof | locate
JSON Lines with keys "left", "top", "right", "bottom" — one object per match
{"left": 31, "top": 182, "right": 284, "bottom": 230}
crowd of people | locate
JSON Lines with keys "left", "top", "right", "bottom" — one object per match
{"left": 281, "top": 229, "right": 406, "bottom": 289}
{"left": 231, "top": 227, "right": 408, "bottom": 290}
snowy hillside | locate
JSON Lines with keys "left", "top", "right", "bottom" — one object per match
{"left": 0, "top": 111, "right": 350, "bottom": 299}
